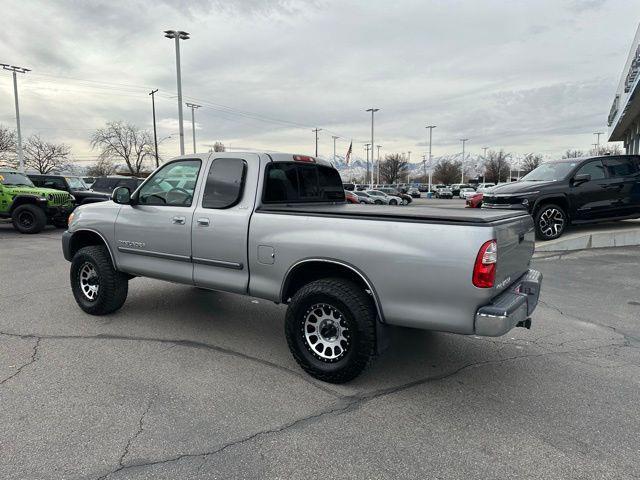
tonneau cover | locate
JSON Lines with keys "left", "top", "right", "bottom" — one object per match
{"left": 257, "top": 204, "right": 529, "bottom": 225}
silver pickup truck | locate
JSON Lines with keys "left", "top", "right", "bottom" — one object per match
{"left": 62, "top": 152, "right": 542, "bottom": 383}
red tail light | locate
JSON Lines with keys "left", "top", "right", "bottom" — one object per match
{"left": 293, "top": 155, "right": 315, "bottom": 163}
{"left": 472, "top": 240, "right": 497, "bottom": 288}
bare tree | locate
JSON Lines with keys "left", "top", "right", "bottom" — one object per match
{"left": 24, "top": 135, "right": 71, "bottom": 174}
{"left": 562, "top": 149, "right": 584, "bottom": 159}
{"left": 91, "top": 121, "right": 154, "bottom": 175}
{"left": 433, "top": 159, "right": 462, "bottom": 185}
{"left": 589, "top": 144, "right": 622, "bottom": 156}
{"left": 0, "top": 125, "right": 16, "bottom": 168}
{"left": 213, "top": 141, "right": 226, "bottom": 152}
{"left": 521, "top": 153, "right": 543, "bottom": 175}
{"left": 379, "top": 153, "right": 408, "bottom": 184}
{"left": 86, "top": 157, "right": 118, "bottom": 177}
{"left": 483, "top": 149, "right": 511, "bottom": 183}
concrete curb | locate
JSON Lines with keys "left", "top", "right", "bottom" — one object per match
{"left": 535, "top": 222, "right": 640, "bottom": 253}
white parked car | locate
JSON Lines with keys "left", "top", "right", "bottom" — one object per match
{"left": 459, "top": 187, "right": 476, "bottom": 199}
{"left": 366, "top": 190, "right": 403, "bottom": 205}
{"left": 475, "top": 183, "right": 496, "bottom": 193}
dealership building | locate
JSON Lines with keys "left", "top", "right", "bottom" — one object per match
{"left": 609, "top": 24, "right": 640, "bottom": 153}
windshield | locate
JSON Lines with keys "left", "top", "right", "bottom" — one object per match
{"left": 521, "top": 161, "right": 576, "bottom": 181}
{"left": 65, "top": 177, "right": 88, "bottom": 190}
{"left": 0, "top": 172, "right": 35, "bottom": 187}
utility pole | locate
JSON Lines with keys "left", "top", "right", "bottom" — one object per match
{"left": 376, "top": 145, "right": 381, "bottom": 184}
{"left": 149, "top": 89, "right": 159, "bottom": 167}
{"left": 164, "top": 30, "right": 190, "bottom": 156}
{"left": 1, "top": 64, "right": 30, "bottom": 172}
{"left": 364, "top": 143, "right": 371, "bottom": 186}
{"left": 426, "top": 126, "right": 436, "bottom": 193}
{"left": 366, "top": 108, "right": 379, "bottom": 187}
{"left": 312, "top": 128, "right": 322, "bottom": 157}
{"left": 185, "top": 102, "right": 201, "bottom": 153}
{"left": 460, "top": 138, "right": 469, "bottom": 183}
{"left": 407, "top": 151, "right": 411, "bottom": 183}
{"left": 332, "top": 135, "right": 339, "bottom": 163}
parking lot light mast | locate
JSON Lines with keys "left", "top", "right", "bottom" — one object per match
{"left": 376, "top": 145, "right": 381, "bottom": 184}
{"left": 366, "top": 108, "right": 379, "bottom": 187}
{"left": 185, "top": 102, "right": 201, "bottom": 153}
{"left": 364, "top": 143, "right": 371, "bottom": 185}
{"left": 1, "top": 64, "right": 30, "bottom": 172}
{"left": 425, "top": 126, "right": 436, "bottom": 193}
{"left": 164, "top": 30, "right": 190, "bottom": 156}
{"left": 332, "top": 135, "right": 340, "bottom": 163}
{"left": 149, "top": 89, "right": 159, "bottom": 167}
{"left": 594, "top": 132, "right": 604, "bottom": 150}
{"left": 482, "top": 146, "right": 489, "bottom": 183}
{"left": 460, "top": 138, "right": 469, "bottom": 183}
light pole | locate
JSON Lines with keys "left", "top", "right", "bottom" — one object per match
{"left": 332, "top": 135, "right": 340, "bottom": 163}
{"left": 460, "top": 138, "right": 469, "bottom": 183}
{"left": 312, "top": 128, "right": 322, "bottom": 157}
{"left": 149, "top": 89, "right": 159, "bottom": 167}
{"left": 364, "top": 143, "right": 371, "bottom": 186}
{"left": 407, "top": 151, "right": 411, "bottom": 183}
{"left": 1, "top": 64, "right": 30, "bottom": 172}
{"left": 482, "top": 146, "right": 489, "bottom": 183}
{"left": 376, "top": 145, "right": 381, "bottom": 184}
{"left": 366, "top": 108, "right": 379, "bottom": 187}
{"left": 185, "top": 102, "right": 201, "bottom": 153}
{"left": 164, "top": 30, "right": 190, "bottom": 156}
{"left": 425, "top": 126, "right": 436, "bottom": 193}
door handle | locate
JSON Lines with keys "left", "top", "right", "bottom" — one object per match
{"left": 172, "top": 216, "right": 186, "bottom": 225}
{"left": 196, "top": 217, "right": 210, "bottom": 227}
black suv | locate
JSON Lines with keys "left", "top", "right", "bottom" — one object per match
{"left": 482, "top": 155, "right": 640, "bottom": 240}
{"left": 28, "top": 174, "right": 110, "bottom": 206}
{"left": 90, "top": 176, "right": 144, "bottom": 194}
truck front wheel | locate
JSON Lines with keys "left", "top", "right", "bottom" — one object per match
{"left": 70, "top": 245, "right": 129, "bottom": 315}
{"left": 11, "top": 204, "right": 47, "bottom": 234}
{"left": 285, "top": 278, "right": 376, "bottom": 383}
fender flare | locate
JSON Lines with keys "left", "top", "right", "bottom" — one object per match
{"left": 9, "top": 195, "right": 48, "bottom": 213}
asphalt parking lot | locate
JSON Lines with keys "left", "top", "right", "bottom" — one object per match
{"left": 1, "top": 223, "right": 639, "bottom": 480}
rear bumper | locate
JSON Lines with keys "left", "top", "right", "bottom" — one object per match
{"left": 474, "top": 269, "right": 542, "bottom": 336}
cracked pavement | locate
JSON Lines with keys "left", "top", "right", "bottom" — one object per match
{"left": 1, "top": 225, "right": 639, "bottom": 479}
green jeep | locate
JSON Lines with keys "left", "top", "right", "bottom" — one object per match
{"left": 0, "top": 169, "right": 75, "bottom": 234}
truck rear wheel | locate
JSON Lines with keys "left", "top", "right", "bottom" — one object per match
{"left": 11, "top": 204, "right": 47, "bottom": 234}
{"left": 285, "top": 278, "right": 376, "bottom": 383}
{"left": 70, "top": 245, "right": 129, "bottom": 315}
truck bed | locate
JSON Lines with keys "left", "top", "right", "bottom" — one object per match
{"left": 256, "top": 203, "right": 529, "bottom": 225}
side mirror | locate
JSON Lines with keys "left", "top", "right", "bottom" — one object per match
{"left": 573, "top": 173, "right": 591, "bottom": 185}
{"left": 112, "top": 186, "right": 131, "bottom": 204}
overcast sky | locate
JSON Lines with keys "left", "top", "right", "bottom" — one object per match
{"left": 0, "top": 0, "right": 638, "bottom": 165}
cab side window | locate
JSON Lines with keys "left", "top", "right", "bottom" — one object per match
{"left": 137, "top": 160, "right": 201, "bottom": 206}
{"left": 575, "top": 160, "right": 606, "bottom": 180}
{"left": 202, "top": 158, "right": 247, "bottom": 209}
{"left": 603, "top": 157, "right": 638, "bottom": 178}
{"left": 44, "top": 177, "right": 67, "bottom": 190}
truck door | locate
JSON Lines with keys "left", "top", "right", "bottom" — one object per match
{"left": 570, "top": 159, "right": 614, "bottom": 220}
{"left": 192, "top": 153, "right": 260, "bottom": 294}
{"left": 601, "top": 156, "right": 640, "bottom": 217}
{"left": 114, "top": 158, "right": 203, "bottom": 283}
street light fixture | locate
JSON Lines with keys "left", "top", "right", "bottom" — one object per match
{"left": 425, "top": 125, "right": 436, "bottom": 193}
{"left": 460, "top": 138, "right": 469, "bottom": 183}
{"left": 366, "top": 108, "right": 379, "bottom": 187}
{"left": 164, "top": 30, "right": 190, "bottom": 156}
{"left": 1, "top": 64, "right": 30, "bottom": 172}
{"left": 185, "top": 102, "right": 201, "bottom": 153}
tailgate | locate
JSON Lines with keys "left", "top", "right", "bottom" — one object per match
{"left": 493, "top": 215, "right": 535, "bottom": 292}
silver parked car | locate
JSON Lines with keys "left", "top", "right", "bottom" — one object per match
{"left": 459, "top": 187, "right": 476, "bottom": 199}
{"left": 353, "top": 191, "right": 375, "bottom": 204}
{"left": 365, "top": 190, "right": 403, "bottom": 205}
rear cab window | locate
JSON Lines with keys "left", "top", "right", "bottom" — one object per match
{"left": 263, "top": 162, "right": 344, "bottom": 203}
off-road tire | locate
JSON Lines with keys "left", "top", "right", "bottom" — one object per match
{"left": 71, "top": 245, "right": 128, "bottom": 315}
{"left": 285, "top": 278, "right": 376, "bottom": 383}
{"left": 534, "top": 203, "right": 567, "bottom": 241}
{"left": 11, "top": 204, "right": 47, "bottom": 234}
